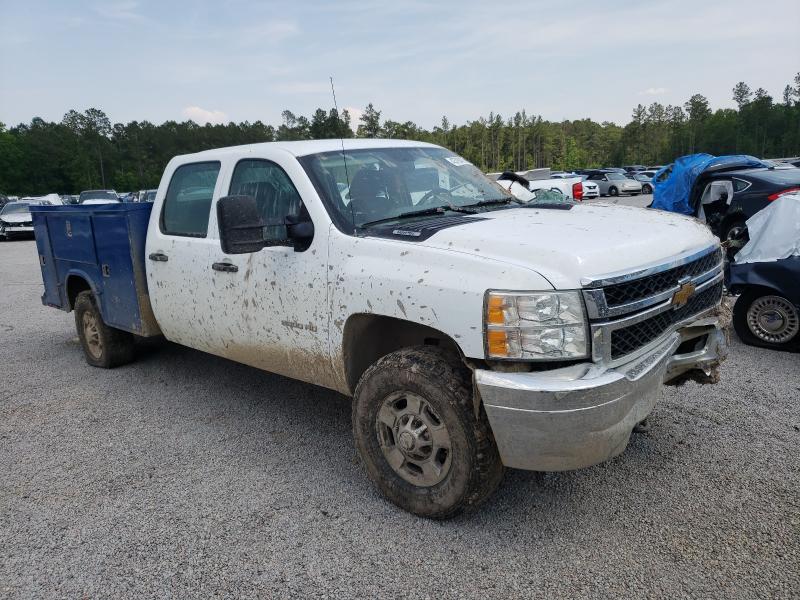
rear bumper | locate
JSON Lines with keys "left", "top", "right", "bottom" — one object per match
{"left": 476, "top": 317, "right": 726, "bottom": 471}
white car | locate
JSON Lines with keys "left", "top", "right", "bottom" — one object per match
{"left": 551, "top": 172, "right": 600, "bottom": 199}
{"left": 79, "top": 190, "right": 121, "bottom": 205}
{"left": 0, "top": 202, "right": 36, "bottom": 240}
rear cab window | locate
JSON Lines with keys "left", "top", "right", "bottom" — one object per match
{"left": 161, "top": 162, "right": 221, "bottom": 237}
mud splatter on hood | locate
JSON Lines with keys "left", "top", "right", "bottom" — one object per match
{"left": 411, "top": 203, "right": 718, "bottom": 289}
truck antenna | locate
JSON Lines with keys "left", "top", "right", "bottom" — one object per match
{"left": 330, "top": 76, "right": 356, "bottom": 232}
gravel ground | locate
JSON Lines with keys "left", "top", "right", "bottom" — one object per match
{"left": 1, "top": 232, "right": 798, "bottom": 599}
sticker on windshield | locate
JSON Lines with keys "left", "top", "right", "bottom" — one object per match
{"left": 444, "top": 156, "right": 471, "bottom": 167}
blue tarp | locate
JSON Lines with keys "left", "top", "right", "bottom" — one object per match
{"left": 651, "top": 153, "right": 766, "bottom": 215}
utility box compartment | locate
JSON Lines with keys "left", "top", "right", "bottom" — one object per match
{"left": 30, "top": 203, "right": 161, "bottom": 337}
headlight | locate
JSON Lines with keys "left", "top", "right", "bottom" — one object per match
{"left": 484, "top": 291, "right": 589, "bottom": 360}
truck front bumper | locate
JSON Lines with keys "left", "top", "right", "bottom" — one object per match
{"left": 475, "top": 318, "right": 726, "bottom": 471}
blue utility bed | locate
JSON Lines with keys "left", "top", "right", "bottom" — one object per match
{"left": 30, "top": 203, "right": 161, "bottom": 337}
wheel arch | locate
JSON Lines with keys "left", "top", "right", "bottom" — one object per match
{"left": 65, "top": 271, "right": 101, "bottom": 311}
{"left": 731, "top": 283, "right": 790, "bottom": 300}
{"left": 341, "top": 313, "right": 464, "bottom": 395}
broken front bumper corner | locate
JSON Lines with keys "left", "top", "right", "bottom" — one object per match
{"left": 475, "top": 317, "right": 727, "bottom": 472}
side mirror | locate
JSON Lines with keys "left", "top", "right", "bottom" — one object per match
{"left": 217, "top": 195, "right": 266, "bottom": 254}
{"left": 286, "top": 214, "right": 314, "bottom": 251}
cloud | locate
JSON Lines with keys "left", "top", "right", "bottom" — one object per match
{"left": 94, "top": 1, "right": 143, "bottom": 21}
{"left": 639, "top": 87, "right": 668, "bottom": 96}
{"left": 240, "top": 20, "right": 299, "bottom": 45}
{"left": 274, "top": 81, "right": 330, "bottom": 95}
{"left": 182, "top": 106, "right": 229, "bottom": 125}
{"left": 345, "top": 106, "right": 363, "bottom": 125}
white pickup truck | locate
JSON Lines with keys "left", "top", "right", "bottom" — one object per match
{"left": 32, "top": 139, "right": 727, "bottom": 518}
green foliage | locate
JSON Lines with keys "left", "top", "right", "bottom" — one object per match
{"left": 356, "top": 103, "right": 382, "bottom": 138}
{"left": 2, "top": 75, "right": 799, "bottom": 196}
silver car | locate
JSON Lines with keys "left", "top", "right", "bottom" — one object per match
{"left": 586, "top": 171, "right": 642, "bottom": 196}
{"left": 631, "top": 173, "right": 654, "bottom": 194}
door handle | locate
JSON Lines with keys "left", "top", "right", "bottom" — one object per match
{"left": 148, "top": 252, "right": 168, "bottom": 262}
{"left": 212, "top": 262, "right": 238, "bottom": 273}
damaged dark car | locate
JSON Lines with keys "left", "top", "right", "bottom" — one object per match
{"left": 693, "top": 164, "right": 800, "bottom": 245}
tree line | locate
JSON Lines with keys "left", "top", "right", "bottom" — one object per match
{"left": 1, "top": 74, "right": 799, "bottom": 196}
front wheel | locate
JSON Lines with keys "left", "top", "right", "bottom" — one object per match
{"left": 74, "top": 291, "right": 136, "bottom": 367}
{"left": 642, "top": 184, "right": 652, "bottom": 194}
{"left": 733, "top": 289, "right": 799, "bottom": 351}
{"left": 352, "top": 346, "right": 504, "bottom": 519}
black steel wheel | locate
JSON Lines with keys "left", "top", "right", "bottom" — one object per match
{"left": 352, "top": 346, "right": 503, "bottom": 519}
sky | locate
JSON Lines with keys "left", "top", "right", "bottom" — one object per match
{"left": 1, "top": 0, "right": 799, "bottom": 130}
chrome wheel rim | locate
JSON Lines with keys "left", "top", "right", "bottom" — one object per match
{"left": 82, "top": 311, "right": 103, "bottom": 359}
{"left": 746, "top": 295, "right": 799, "bottom": 344}
{"left": 376, "top": 391, "right": 452, "bottom": 487}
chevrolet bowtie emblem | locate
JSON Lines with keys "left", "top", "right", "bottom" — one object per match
{"left": 671, "top": 281, "right": 696, "bottom": 308}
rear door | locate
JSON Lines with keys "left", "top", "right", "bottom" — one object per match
{"left": 145, "top": 161, "right": 226, "bottom": 351}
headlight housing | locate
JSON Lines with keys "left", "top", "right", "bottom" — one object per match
{"left": 484, "top": 290, "right": 589, "bottom": 360}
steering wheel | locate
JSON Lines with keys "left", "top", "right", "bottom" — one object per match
{"left": 416, "top": 187, "right": 453, "bottom": 207}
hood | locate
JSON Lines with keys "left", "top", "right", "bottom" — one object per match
{"left": 413, "top": 203, "right": 717, "bottom": 289}
{"left": 0, "top": 213, "right": 32, "bottom": 224}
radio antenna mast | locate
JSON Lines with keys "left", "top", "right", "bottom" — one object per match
{"left": 330, "top": 76, "right": 355, "bottom": 232}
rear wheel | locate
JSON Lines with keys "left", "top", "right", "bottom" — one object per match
{"left": 74, "top": 291, "right": 135, "bottom": 368}
{"left": 352, "top": 346, "right": 503, "bottom": 519}
{"left": 608, "top": 186, "right": 619, "bottom": 197}
{"left": 733, "top": 289, "right": 799, "bottom": 351}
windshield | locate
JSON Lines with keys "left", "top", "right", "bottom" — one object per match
{"left": 300, "top": 147, "right": 511, "bottom": 230}
{"left": 607, "top": 173, "right": 627, "bottom": 181}
{"left": 79, "top": 190, "right": 118, "bottom": 202}
{"left": 1, "top": 203, "right": 30, "bottom": 215}
{"left": 144, "top": 190, "right": 157, "bottom": 202}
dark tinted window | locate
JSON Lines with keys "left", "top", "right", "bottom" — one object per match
{"left": 732, "top": 178, "right": 751, "bottom": 192}
{"left": 161, "top": 162, "right": 220, "bottom": 237}
{"left": 229, "top": 159, "right": 304, "bottom": 240}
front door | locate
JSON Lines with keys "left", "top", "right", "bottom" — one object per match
{"left": 206, "top": 157, "right": 335, "bottom": 388}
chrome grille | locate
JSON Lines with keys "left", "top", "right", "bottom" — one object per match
{"left": 584, "top": 245, "right": 724, "bottom": 365}
{"left": 603, "top": 248, "right": 722, "bottom": 307}
{"left": 610, "top": 282, "right": 723, "bottom": 359}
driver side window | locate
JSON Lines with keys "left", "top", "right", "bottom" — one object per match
{"left": 228, "top": 159, "right": 305, "bottom": 240}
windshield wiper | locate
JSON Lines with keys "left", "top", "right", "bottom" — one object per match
{"left": 462, "top": 197, "right": 520, "bottom": 208}
{"left": 359, "top": 205, "right": 476, "bottom": 229}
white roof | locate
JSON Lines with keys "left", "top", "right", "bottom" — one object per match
{"left": 176, "top": 138, "right": 441, "bottom": 161}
